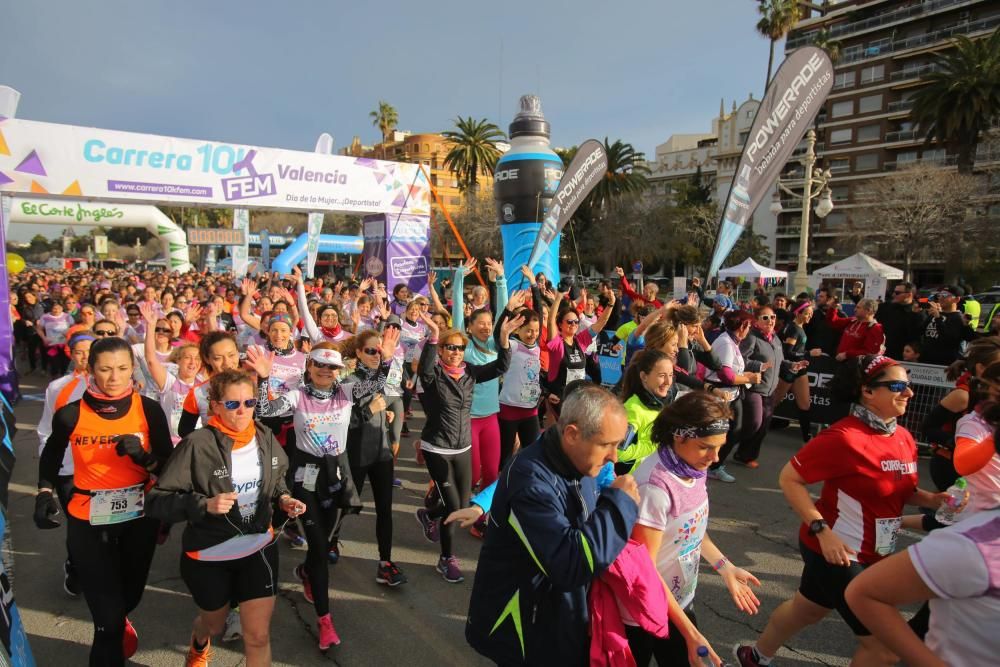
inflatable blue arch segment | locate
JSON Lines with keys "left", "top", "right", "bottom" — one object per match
{"left": 271, "top": 234, "right": 364, "bottom": 274}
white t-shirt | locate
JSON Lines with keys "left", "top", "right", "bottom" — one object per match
{"left": 704, "top": 332, "right": 745, "bottom": 400}
{"left": 40, "top": 313, "right": 73, "bottom": 345}
{"left": 955, "top": 412, "right": 1000, "bottom": 515}
{"left": 159, "top": 373, "right": 196, "bottom": 445}
{"left": 231, "top": 438, "right": 262, "bottom": 523}
{"left": 909, "top": 510, "right": 1000, "bottom": 667}
{"left": 620, "top": 454, "right": 709, "bottom": 619}
{"left": 498, "top": 339, "right": 542, "bottom": 409}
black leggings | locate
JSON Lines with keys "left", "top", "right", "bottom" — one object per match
{"left": 295, "top": 483, "right": 341, "bottom": 616}
{"left": 712, "top": 398, "right": 744, "bottom": 469}
{"left": 385, "top": 396, "right": 404, "bottom": 446}
{"left": 67, "top": 514, "right": 159, "bottom": 667}
{"left": 498, "top": 413, "right": 540, "bottom": 473}
{"left": 347, "top": 458, "right": 395, "bottom": 561}
{"left": 735, "top": 392, "right": 773, "bottom": 463}
{"left": 423, "top": 449, "right": 471, "bottom": 558}
{"left": 624, "top": 607, "right": 697, "bottom": 667}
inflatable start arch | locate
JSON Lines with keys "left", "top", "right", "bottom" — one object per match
{"left": 9, "top": 197, "right": 193, "bottom": 272}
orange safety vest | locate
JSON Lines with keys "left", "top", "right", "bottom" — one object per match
{"left": 68, "top": 393, "right": 152, "bottom": 521}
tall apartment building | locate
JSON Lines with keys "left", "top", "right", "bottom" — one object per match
{"left": 777, "top": 0, "right": 1000, "bottom": 285}
{"left": 646, "top": 95, "right": 780, "bottom": 265}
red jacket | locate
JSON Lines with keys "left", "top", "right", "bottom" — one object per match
{"left": 619, "top": 276, "right": 663, "bottom": 309}
{"left": 589, "top": 540, "right": 671, "bottom": 667}
{"left": 828, "top": 308, "right": 885, "bottom": 358}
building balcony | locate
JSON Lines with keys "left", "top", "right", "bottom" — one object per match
{"left": 885, "top": 130, "right": 919, "bottom": 142}
{"left": 835, "top": 14, "right": 1000, "bottom": 65}
{"left": 887, "top": 99, "right": 916, "bottom": 113}
{"left": 787, "top": 0, "right": 985, "bottom": 49}
{"left": 885, "top": 154, "right": 959, "bottom": 171}
{"left": 889, "top": 64, "right": 941, "bottom": 83}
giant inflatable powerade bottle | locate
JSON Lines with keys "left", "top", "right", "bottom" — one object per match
{"left": 495, "top": 95, "right": 564, "bottom": 288}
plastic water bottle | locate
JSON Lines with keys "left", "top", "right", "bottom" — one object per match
{"left": 935, "top": 477, "right": 969, "bottom": 525}
{"left": 697, "top": 645, "right": 730, "bottom": 666}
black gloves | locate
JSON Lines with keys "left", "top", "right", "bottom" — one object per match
{"left": 114, "top": 434, "right": 155, "bottom": 468}
{"left": 34, "top": 491, "right": 60, "bottom": 529}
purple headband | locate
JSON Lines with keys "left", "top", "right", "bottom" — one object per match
{"left": 793, "top": 301, "right": 812, "bottom": 315}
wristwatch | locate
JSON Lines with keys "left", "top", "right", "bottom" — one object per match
{"left": 808, "top": 519, "right": 828, "bottom": 536}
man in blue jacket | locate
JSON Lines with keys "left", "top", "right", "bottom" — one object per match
{"left": 466, "top": 385, "right": 639, "bottom": 666}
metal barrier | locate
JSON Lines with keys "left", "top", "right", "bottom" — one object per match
{"left": 774, "top": 358, "right": 954, "bottom": 447}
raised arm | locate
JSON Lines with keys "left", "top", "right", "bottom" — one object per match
{"left": 451, "top": 257, "right": 477, "bottom": 331}
{"left": 588, "top": 291, "right": 617, "bottom": 336}
{"left": 140, "top": 302, "right": 169, "bottom": 392}
{"left": 238, "top": 278, "right": 262, "bottom": 331}
{"left": 483, "top": 258, "right": 508, "bottom": 315}
{"left": 427, "top": 270, "right": 446, "bottom": 314}
{"left": 615, "top": 266, "right": 642, "bottom": 303}
{"left": 292, "top": 267, "right": 321, "bottom": 343}
{"left": 547, "top": 289, "right": 563, "bottom": 340}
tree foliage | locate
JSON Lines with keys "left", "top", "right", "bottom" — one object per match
{"left": 911, "top": 28, "right": 1000, "bottom": 174}
{"left": 756, "top": 0, "right": 801, "bottom": 90}
{"left": 370, "top": 101, "right": 399, "bottom": 143}
{"left": 442, "top": 117, "right": 506, "bottom": 193}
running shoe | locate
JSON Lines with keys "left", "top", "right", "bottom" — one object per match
{"left": 733, "top": 643, "right": 767, "bottom": 667}
{"left": 294, "top": 563, "right": 314, "bottom": 604}
{"left": 707, "top": 466, "right": 737, "bottom": 483}
{"left": 317, "top": 613, "right": 341, "bottom": 651}
{"left": 405, "top": 408, "right": 413, "bottom": 418}
{"left": 327, "top": 542, "right": 340, "bottom": 565}
{"left": 63, "top": 560, "right": 79, "bottom": 597}
{"left": 469, "top": 513, "right": 487, "bottom": 540}
{"left": 734, "top": 458, "right": 760, "bottom": 469}
{"left": 423, "top": 483, "right": 440, "bottom": 510}
{"left": 283, "top": 523, "right": 307, "bottom": 548}
{"left": 222, "top": 608, "right": 242, "bottom": 642}
{"left": 401, "top": 423, "right": 410, "bottom": 437}
{"left": 415, "top": 508, "right": 440, "bottom": 543}
{"left": 375, "top": 561, "right": 408, "bottom": 587}
{"left": 185, "top": 636, "right": 212, "bottom": 667}
{"left": 122, "top": 618, "right": 138, "bottom": 659}
{"left": 392, "top": 478, "right": 403, "bottom": 489}
{"left": 436, "top": 555, "right": 464, "bottom": 583}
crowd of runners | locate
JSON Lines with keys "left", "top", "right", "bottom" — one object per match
{"left": 9, "top": 259, "right": 1000, "bottom": 666}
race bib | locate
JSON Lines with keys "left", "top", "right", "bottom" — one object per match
{"left": 89, "top": 484, "right": 145, "bottom": 526}
{"left": 874, "top": 516, "right": 902, "bottom": 556}
{"left": 303, "top": 464, "right": 320, "bottom": 492}
{"left": 566, "top": 367, "right": 586, "bottom": 384}
{"left": 519, "top": 382, "right": 540, "bottom": 405}
{"left": 387, "top": 360, "right": 403, "bottom": 387}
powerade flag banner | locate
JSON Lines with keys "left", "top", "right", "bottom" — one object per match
{"left": 708, "top": 46, "right": 833, "bottom": 278}
{"left": 526, "top": 138, "right": 607, "bottom": 273}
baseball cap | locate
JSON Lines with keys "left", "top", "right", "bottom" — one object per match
{"left": 713, "top": 294, "right": 734, "bottom": 309}
{"left": 383, "top": 314, "right": 402, "bottom": 329}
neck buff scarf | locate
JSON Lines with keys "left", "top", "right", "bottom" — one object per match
{"left": 636, "top": 385, "right": 665, "bottom": 411}
{"left": 265, "top": 340, "right": 295, "bottom": 356}
{"left": 303, "top": 381, "right": 335, "bottom": 400}
{"left": 753, "top": 322, "right": 774, "bottom": 342}
{"left": 86, "top": 376, "right": 134, "bottom": 402}
{"left": 850, "top": 402, "right": 897, "bottom": 435}
{"left": 207, "top": 415, "right": 256, "bottom": 449}
{"left": 320, "top": 324, "right": 342, "bottom": 339}
{"left": 438, "top": 359, "right": 466, "bottom": 380}
{"left": 658, "top": 418, "right": 730, "bottom": 479}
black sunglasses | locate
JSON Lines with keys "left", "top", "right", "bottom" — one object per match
{"left": 154, "top": 327, "right": 172, "bottom": 334}
{"left": 563, "top": 319, "right": 580, "bottom": 326}
{"left": 93, "top": 330, "right": 116, "bottom": 337}
{"left": 222, "top": 398, "right": 258, "bottom": 410}
{"left": 442, "top": 343, "right": 467, "bottom": 352}
{"left": 361, "top": 347, "right": 381, "bottom": 356}
{"left": 868, "top": 380, "right": 912, "bottom": 393}
{"left": 312, "top": 361, "right": 340, "bottom": 371}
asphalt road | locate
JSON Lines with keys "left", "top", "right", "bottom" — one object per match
{"left": 6, "top": 373, "right": 928, "bottom": 666}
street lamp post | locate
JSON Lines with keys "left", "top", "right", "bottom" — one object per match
{"left": 770, "top": 129, "right": 833, "bottom": 293}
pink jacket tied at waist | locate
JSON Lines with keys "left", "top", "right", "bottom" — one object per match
{"left": 589, "top": 539, "right": 671, "bottom": 667}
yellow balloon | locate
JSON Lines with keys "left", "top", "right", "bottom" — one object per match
{"left": 6, "top": 254, "right": 25, "bottom": 275}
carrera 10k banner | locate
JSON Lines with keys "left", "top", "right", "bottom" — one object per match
{"left": 708, "top": 46, "right": 834, "bottom": 278}
{"left": 526, "top": 138, "right": 607, "bottom": 274}
{"left": 0, "top": 119, "right": 430, "bottom": 215}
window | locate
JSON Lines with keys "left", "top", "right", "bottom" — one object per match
{"left": 834, "top": 72, "right": 856, "bottom": 90}
{"left": 830, "top": 128, "right": 852, "bottom": 144}
{"left": 868, "top": 38, "right": 891, "bottom": 53}
{"left": 746, "top": 110, "right": 753, "bottom": 119}
{"left": 832, "top": 100, "right": 853, "bottom": 118}
{"left": 855, "top": 154, "right": 879, "bottom": 171}
{"left": 843, "top": 45, "right": 863, "bottom": 60}
{"left": 859, "top": 94, "right": 883, "bottom": 113}
{"left": 830, "top": 158, "right": 850, "bottom": 173}
{"left": 897, "top": 151, "right": 918, "bottom": 165}
{"left": 857, "top": 124, "right": 881, "bottom": 142}
{"left": 823, "top": 212, "right": 847, "bottom": 227}
{"left": 738, "top": 130, "right": 750, "bottom": 145}
{"left": 831, "top": 186, "right": 850, "bottom": 202}
{"left": 922, "top": 148, "right": 945, "bottom": 163}
{"left": 860, "top": 65, "right": 884, "bottom": 84}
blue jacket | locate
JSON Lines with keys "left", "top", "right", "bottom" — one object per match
{"left": 466, "top": 427, "right": 638, "bottom": 666}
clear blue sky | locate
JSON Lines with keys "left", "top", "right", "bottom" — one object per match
{"left": 1, "top": 0, "right": 778, "bottom": 239}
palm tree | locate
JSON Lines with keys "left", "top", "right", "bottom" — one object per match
{"left": 756, "top": 0, "right": 801, "bottom": 90}
{"left": 369, "top": 101, "right": 398, "bottom": 143}
{"left": 911, "top": 29, "right": 1000, "bottom": 174}
{"left": 590, "top": 138, "right": 650, "bottom": 218}
{"left": 811, "top": 28, "right": 842, "bottom": 64}
{"left": 442, "top": 117, "right": 506, "bottom": 193}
